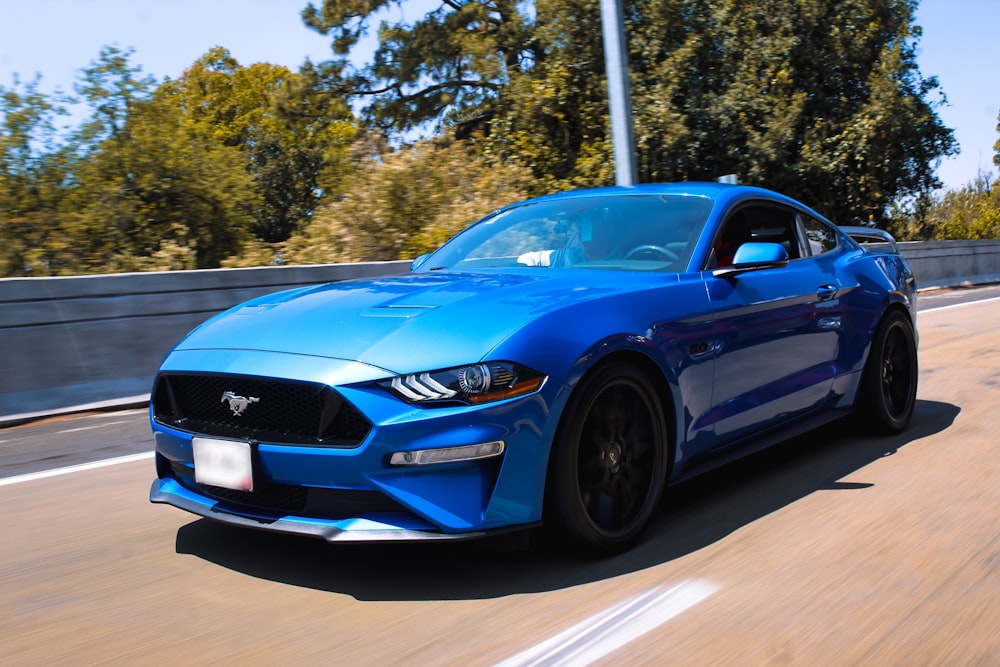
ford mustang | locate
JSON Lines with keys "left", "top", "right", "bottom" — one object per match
{"left": 149, "top": 182, "right": 918, "bottom": 555}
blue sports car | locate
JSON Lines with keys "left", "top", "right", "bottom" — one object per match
{"left": 149, "top": 183, "right": 918, "bottom": 554}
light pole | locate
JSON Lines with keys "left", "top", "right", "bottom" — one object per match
{"left": 600, "top": 0, "right": 638, "bottom": 186}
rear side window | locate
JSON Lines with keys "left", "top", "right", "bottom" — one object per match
{"left": 799, "top": 215, "right": 839, "bottom": 256}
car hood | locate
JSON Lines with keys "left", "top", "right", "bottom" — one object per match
{"left": 173, "top": 270, "right": 638, "bottom": 374}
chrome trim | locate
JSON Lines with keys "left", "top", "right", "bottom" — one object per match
{"left": 220, "top": 391, "right": 259, "bottom": 416}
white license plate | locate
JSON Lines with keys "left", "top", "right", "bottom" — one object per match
{"left": 193, "top": 438, "right": 254, "bottom": 491}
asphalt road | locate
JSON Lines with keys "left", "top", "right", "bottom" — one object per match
{"left": 1, "top": 286, "right": 998, "bottom": 665}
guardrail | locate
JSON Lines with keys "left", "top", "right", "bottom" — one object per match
{"left": 2, "top": 240, "right": 999, "bottom": 422}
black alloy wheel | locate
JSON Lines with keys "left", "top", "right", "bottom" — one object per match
{"left": 860, "top": 310, "right": 918, "bottom": 434}
{"left": 546, "top": 361, "right": 669, "bottom": 555}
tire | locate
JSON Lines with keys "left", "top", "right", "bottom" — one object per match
{"left": 858, "top": 310, "right": 918, "bottom": 434}
{"left": 545, "top": 361, "right": 669, "bottom": 555}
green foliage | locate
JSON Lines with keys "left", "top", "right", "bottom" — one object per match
{"left": 995, "top": 108, "right": 1000, "bottom": 168}
{"left": 0, "top": 3, "right": 986, "bottom": 277}
{"left": 169, "top": 49, "right": 356, "bottom": 242}
{"left": 0, "top": 46, "right": 358, "bottom": 276}
{"left": 72, "top": 46, "right": 157, "bottom": 156}
{"left": 272, "top": 135, "right": 533, "bottom": 264}
{"left": 50, "top": 48, "right": 259, "bottom": 272}
{"left": 893, "top": 175, "right": 1000, "bottom": 241}
{"left": 0, "top": 75, "right": 68, "bottom": 212}
{"left": 485, "top": 0, "right": 614, "bottom": 190}
{"left": 306, "top": 0, "right": 956, "bottom": 225}
{"left": 0, "top": 74, "right": 78, "bottom": 275}
{"left": 64, "top": 91, "right": 256, "bottom": 272}
{"left": 302, "top": 0, "right": 534, "bottom": 135}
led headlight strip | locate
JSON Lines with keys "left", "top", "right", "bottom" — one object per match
{"left": 381, "top": 362, "right": 545, "bottom": 405}
{"left": 390, "top": 373, "right": 457, "bottom": 401}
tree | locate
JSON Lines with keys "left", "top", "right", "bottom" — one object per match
{"left": 0, "top": 75, "right": 74, "bottom": 275}
{"left": 276, "top": 135, "right": 533, "bottom": 264}
{"left": 57, "top": 47, "right": 256, "bottom": 272}
{"left": 170, "top": 48, "right": 356, "bottom": 242}
{"left": 71, "top": 46, "right": 157, "bottom": 158}
{"left": 995, "top": 108, "right": 1000, "bottom": 168}
{"left": 303, "top": 0, "right": 956, "bottom": 224}
{"left": 1, "top": 45, "right": 361, "bottom": 276}
{"left": 301, "top": 0, "right": 536, "bottom": 135}
{"left": 0, "top": 75, "right": 66, "bottom": 212}
{"left": 485, "top": 0, "right": 615, "bottom": 189}
{"left": 911, "top": 175, "right": 1000, "bottom": 241}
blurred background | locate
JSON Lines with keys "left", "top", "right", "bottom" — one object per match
{"left": 1, "top": 0, "right": 997, "bottom": 279}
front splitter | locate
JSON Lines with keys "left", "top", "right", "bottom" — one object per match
{"left": 149, "top": 478, "right": 533, "bottom": 543}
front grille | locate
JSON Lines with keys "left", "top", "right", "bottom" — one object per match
{"left": 204, "top": 483, "right": 308, "bottom": 513}
{"left": 200, "top": 483, "right": 407, "bottom": 518}
{"left": 153, "top": 373, "right": 371, "bottom": 446}
{"left": 168, "top": 460, "right": 409, "bottom": 520}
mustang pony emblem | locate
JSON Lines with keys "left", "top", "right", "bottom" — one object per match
{"left": 221, "top": 391, "right": 259, "bottom": 416}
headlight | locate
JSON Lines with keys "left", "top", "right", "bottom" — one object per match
{"left": 380, "top": 362, "right": 545, "bottom": 405}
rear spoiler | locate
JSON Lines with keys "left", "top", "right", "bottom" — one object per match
{"left": 840, "top": 226, "right": 899, "bottom": 253}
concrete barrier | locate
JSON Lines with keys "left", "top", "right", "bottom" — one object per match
{"left": 894, "top": 240, "right": 1000, "bottom": 290}
{"left": 2, "top": 239, "right": 998, "bottom": 422}
{"left": 0, "top": 261, "right": 409, "bottom": 421}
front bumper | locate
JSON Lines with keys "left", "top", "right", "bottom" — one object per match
{"left": 149, "top": 477, "right": 521, "bottom": 542}
{"left": 148, "top": 349, "right": 556, "bottom": 540}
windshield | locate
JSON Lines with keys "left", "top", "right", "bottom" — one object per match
{"left": 417, "top": 194, "right": 714, "bottom": 272}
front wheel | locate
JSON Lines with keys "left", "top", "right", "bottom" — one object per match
{"left": 545, "top": 361, "right": 669, "bottom": 555}
{"left": 859, "top": 310, "right": 918, "bottom": 434}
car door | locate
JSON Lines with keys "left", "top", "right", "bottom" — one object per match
{"left": 703, "top": 203, "right": 846, "bottom": 445}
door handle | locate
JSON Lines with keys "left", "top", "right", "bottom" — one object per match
{"left": 688, "top": 341, "right": 718, "bottom": 359}
{"left": 817, "top": 285, "right": 837, "bottom": 301}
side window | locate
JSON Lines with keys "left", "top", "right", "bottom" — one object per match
{"left": 709, "top": 204, "right": 800, "bottom": 268}
{"left": 798, "top": 214, "right": 839, "bottom": 256}
{"left": 710, "top": 211, "right": 752, "bottom": 268}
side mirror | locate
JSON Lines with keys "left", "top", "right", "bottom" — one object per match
{"left": 410, "top": 253, "right": 431, "bottom": 272}
{"left": 732, "top": 242, "right": 789, "bottom": 268}
{"left": 714, "top": 242, "right": 789, "bottom": 277}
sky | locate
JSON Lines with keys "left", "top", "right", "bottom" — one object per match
{"left": 1, "top": 0, "right": 997, "bottom": 191}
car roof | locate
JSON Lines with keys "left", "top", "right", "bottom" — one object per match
{"left": 520, "top": 182, "right": 728, "bottom": 202}
{"left": 510, "top": 182, "right": 798, "bottom": 207}
{"left": 509, "top": 182, "right": 831, "bottom": 225}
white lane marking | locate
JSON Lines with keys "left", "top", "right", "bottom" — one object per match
{"left": 922, "top": 295, "right": 1000, "bottom": 313}
{"left": 495, "top": 579, "right": 718, "bottom": 667}
{"left": 56, "top": 420, "right": 131, "bottom": 434}
{"left": 75, "top": 408, "right": 148, "bottom": 419}
{"left": 0, "top": 452, "right": 153, "bottom": 487}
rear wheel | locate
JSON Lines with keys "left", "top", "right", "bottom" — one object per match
{"left": 859, "top": 310, "right": 918, "bottom": 434}
{"left": 545, "top": 361, "right": 669, "bottom": 555}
